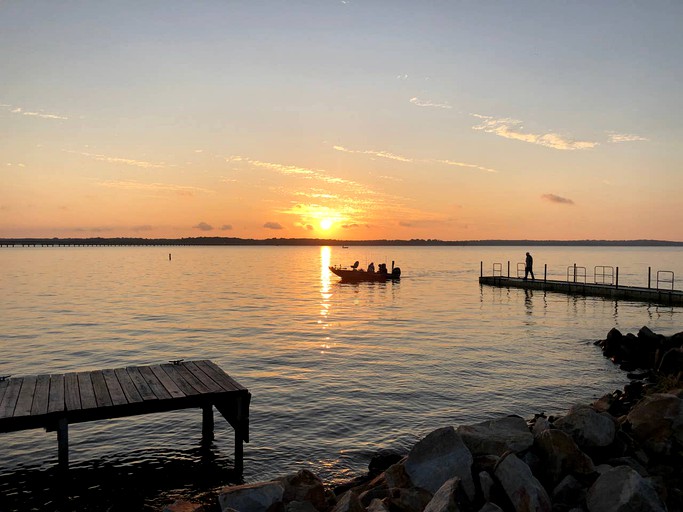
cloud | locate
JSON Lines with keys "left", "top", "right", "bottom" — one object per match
{"left": 472, "top": 114, "right": 598, "bottom": 150}
{"left": 264, "top": 222, "right": 284, "bottom": 230}
{"left": 193, "top": 222, "right": 213, "bottom": 231}
{"left": 436, "top": 159, "right": 498, "bottom": 174}
{"left": 409, "top": 97, "right": 452, "bottom": 109}
{"left": 2, "top": 104, "right": 68, "bottom": 120}
{"left": 220, "top": 224, "right": 233, "bottom": 231}
{"left": 608, "top": 133, "right": 648, "bottom": 143}
{"left": 541, "top": 193, "right": 575, "bottom": 205}
{"left": 342, "top": 223, "right": 360, "bottom": 229}
{"left": 333, "top": 145, "right": 414, "bottom": 162}
{"left": 67, "top": 150, "right": 166, "bottom": 169}
{"left": 98, "top": 180, "right": 213, "bottom": 196}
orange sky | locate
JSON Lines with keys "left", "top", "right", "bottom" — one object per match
{"left": 2, "top": 2, "right": 682, "bottom": 241}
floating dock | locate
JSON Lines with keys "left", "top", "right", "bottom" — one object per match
{"left": 0, "top": 360, "right": 250, "bottom": 472}
{"left": 479, "top": 275, "right": 683, "bottom": 306}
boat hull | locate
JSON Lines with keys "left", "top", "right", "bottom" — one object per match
{"left": 329, "top": 266, "right": 400, "bottom": 283}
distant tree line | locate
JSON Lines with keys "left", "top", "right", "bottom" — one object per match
{"left": 1, "top": 237, "right": 682, "bottom": 247}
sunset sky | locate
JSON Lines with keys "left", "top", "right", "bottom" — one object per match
{"left": 2, "top": 1, "right": 681, "bottom": 241}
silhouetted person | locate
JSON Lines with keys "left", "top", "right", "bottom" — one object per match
{"left": 524, "top": 252, "right": 535, "bottom": 281}
{"left": 351, "top": 261, "right": 359, "bottom": 270}
{"left": 367, "top": 262, "right": 375, "bottom": 273}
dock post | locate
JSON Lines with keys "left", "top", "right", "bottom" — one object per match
{"left": 57, "top": 417, "right": 68, "bottom": 469}
{"left": 202, "top": 404, "right": 214, "bottom": 442}
{"left": 616, "top": 267, "right": 619, "bottom": 289}
{"left": 507, "top": 261, "right": 510, "bottom": 278}
{"left": 480, "top": 261, "right": 483, "bottom": 278}
{"left": 573, "top": 263, "right": 577, "bottom": 283}
{"left": 234, "top": 395, "right": 248, "bottom": 475}
{"left": 544, "top": 264, "right": 547, "bottom": 282}
{"left": 648, "top": 267, "right": 651, "bottom": 289}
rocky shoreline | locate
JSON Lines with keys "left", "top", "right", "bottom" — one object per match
{"left": 164, "top": 327, "right": 683, "bottom": 512}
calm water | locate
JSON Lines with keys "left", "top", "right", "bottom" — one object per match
{"left": 1, "top": 245, "right": 681, "bottom": 510}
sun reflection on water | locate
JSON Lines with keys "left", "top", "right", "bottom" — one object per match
{"left": 319, "top": 246, "right": 334, "bottom": 353}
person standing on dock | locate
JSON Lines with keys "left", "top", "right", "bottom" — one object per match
{"left": 524, "top": 252, "right": 535, "bottom": 280}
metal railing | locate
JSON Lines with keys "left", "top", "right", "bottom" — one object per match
{"left": 492, "top": 262, "right": 502, "bottom": 276}
{"left": 594, "top": 266, "right": 614, "bottom": 285}
{"left": 656, "top": 271, "right": 674, "bottom": 290}
{"left": 567, "top": 265, "right": 587, "bottom": 283}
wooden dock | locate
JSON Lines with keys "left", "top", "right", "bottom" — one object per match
{"left": 0, "top": 360, "right": 250, "bottom": 472}
{"left": 479, "top": 276, "right": 683, "bottom": 306}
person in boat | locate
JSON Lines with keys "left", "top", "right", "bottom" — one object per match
{"left": 351, "top": 261, "right": 359, "bottom": 270}
{"left": 524, "top": 252, "right": 535, "bottom": 281}
{"left": 367, "top": 262, "right": 375, "bottom": 273}
{"left": 378, "top": 263, "right": 388, "bottom": 275}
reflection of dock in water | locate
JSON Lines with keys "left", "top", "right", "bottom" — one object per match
{"left": 479, "top": 261, "right": 683, "bottom": 306}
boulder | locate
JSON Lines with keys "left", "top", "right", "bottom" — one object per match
{"left": 366, "top": 499, "right": 391, "bottom": 512}
{"left": 278, "top": 469, "right": 327, "bottom": 511}
{"left": 627, "top": 393, "right": 683, "bottom": 456}
{"left": 658, "top": 347, "right": 683, "bottom": 376}
{"left": 551, "top": 475, "right": 586, "bottom": 508}
{"left": 384, "top": 487, "right": 433, "bottom": 512}
{"left": 532, "top": 416, "right": 551, "bottom": 438}
{"left": 554, "top": 405, "right": 616, "bottom": 449}
{"left": 163, "top": 500, "right": 207, "bottom": 512}
{"left": 586, "top": 465, "right": 666, "bottom": 512}
{"left": 331, "top": 491, "right": 364, "bottom": 512}
{"left": 534, "top": 429, "right": 595, "bottom": 487}
{"left": 404, "top": 426, "right": 476, "bottom": 500}
{"left": 478, "top": 471, "right": 495, "bottom": 503}
{"left": 493, "top": 452, "right": 551, "bottom": 512}
{"left": 384, "top": 461, "right": 412, "bottom": 489}
{"left": 286, "top": 501, "right": 319, "bottom": 512}
{"left": 457, "top": 416, "right": 534, "bottom": 456}
{"left": 478, "top": 504, "right": 504, "bottom": 512}
{"left": 423, "top": 477, "right": 469, "bottom": 512}
{"left": 218, "top": 481, "right": 284, "bottom": 512}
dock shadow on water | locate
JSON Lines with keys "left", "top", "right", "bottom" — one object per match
{"left": 0, "top": 442, "right": 241, "bottom": 511}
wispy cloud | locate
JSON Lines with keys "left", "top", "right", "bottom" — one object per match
{"left": 2, "top": 103, "right": 68, "bottom": 120}
{"left": 67, "top": 150, "right": 167, "bottom": 169}
{"left": 472, "top": 114, "right": 598, "bottom": 150}
{"left": 409, "top": 97, "right": 452, "bottom": 109}
{"left": 334, "top": 145, "right": 500, "bottom": 173}
{"left": 333, "top": 145, "right": 414, "bottom": 162}
{"left": 264, "top": 221, "right": 284, "bottom": 230}
{"left": 98, "top": 180, "right": 213, "bottom": 196}
{"left": 608, "top": 133, "right": 648, "bottom": 143}
{"left": 542, "top": 193, "right": 575, "bottom": 205}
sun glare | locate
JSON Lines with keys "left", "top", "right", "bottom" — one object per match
{"left": 320, "top": 218, "right": 333, "bottom": 230}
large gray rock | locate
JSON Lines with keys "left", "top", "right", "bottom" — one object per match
{"left": 478, "top": 504, "right": 503, "bottom": 512}
{"left": 627, "top": 393, "right": 683, "bottom": 455}
{"left": 423, "top": 477, "right": 467, "bottom": 512}
{"left": 493, "top": 453, "right": 551, "bottom": 512}
{"left": 554, "top": 405, "right": 616, "bottom": 449}
{"left": 535, "top": 428, "right": 595, "bottom": 487}
{"left": 404, "top": 426, "right": 476, "bottom": 500}
{"left": 218, "top": 481, "right": 284, "bottom": 512}
{"left": 163, "top": 501, "right": 206, "bottom": 512}
{"left": 331, "top": 491, "right": 364, "bottom": 512}
{"left": 586, "top": 465, "right": 666, "bottom": 512}
{"left": 366, "top": 499, "right": 390, "bottom": 512}
{"left": 457, "top": 416, "right": 534, "bottom": 456}
{"left": 552, "top": 475, "right": 586, "bottom": 508}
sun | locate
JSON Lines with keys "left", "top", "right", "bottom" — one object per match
{"left": 319, "top": 218, "right": 333, "bottom": 230}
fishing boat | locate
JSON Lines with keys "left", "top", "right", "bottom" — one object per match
{"left": 329, "top": 261, "right": 401, "bottom": 283}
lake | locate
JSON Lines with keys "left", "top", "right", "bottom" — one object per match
{"left": 1, "top": 245, "right": 681, "bottom": 510}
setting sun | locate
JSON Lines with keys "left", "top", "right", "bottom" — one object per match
{"left": 320, "top": 218, "right": 333, "bottom": 230}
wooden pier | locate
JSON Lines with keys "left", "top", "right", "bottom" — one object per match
{"left": 479, "top": 275, "right": 683, "bottom": 306}
{"left": 0, "top": 360, "right": 250, "bottom": 472}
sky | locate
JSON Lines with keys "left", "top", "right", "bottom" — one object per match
{"left": 1, "top": 1, "right": 682, "bottom": 241}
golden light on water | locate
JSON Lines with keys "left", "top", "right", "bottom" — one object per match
{"left": 319, "top": 246, "right": 333, "bottom": 353}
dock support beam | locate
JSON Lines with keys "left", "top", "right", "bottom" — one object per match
{"left": 202, "top": 404, "right": 214, "bottom": 442}
{"left": 57, "top": 417, "right": 68, "bottom": 469}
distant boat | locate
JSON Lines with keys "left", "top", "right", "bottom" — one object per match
{"left": 329, "top": 262, "right": 401, "bottom": 283}
{"left": 342, "top": 245, "right": 349, "bottom": 249}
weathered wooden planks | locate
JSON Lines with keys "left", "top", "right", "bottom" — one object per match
{"left": 0, "top": 360, "right": 250, "bottom": 472}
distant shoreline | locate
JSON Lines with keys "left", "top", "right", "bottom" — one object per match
{"left": 2, "top": 237, "right": 683, "bottom": 247}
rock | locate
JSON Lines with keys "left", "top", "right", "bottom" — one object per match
{"left": 478, "top": 471, "right": 495, "bottom": 503}
{"left": 358, "top": 487, "right": 391, "bottom": 507}
{"left": 286, "top": 501, "right": 319, "bottom": 512}
{"left": 534, "top": 429, "right": 595, "bottom": 487}
{"left": 384, "top": 487, "right": 433, "bottom": 512}
{"left": 478, "top": 504, "right": 503, "bottom": 512}
{"left": 163, "top": 500, "right": 207, "bottom": 512}
{"left": 423, "top": 477, "right": 468, "bottom": 512}
{"left": 369, "top": 451, "right": 405, "bottom": 476}
{"left": 331, "top": 491, "right": 364, "bottom": 512}
{"left": 384, "top": 461, "right": 412, "bottom": 489}
{"left": 627, "top": 393, "right": 683, "bottom": 456}
{"left": 658, "top": 347, "right": 683, "bottom": 376}
{"left": 279, "top": 469, "right": 327, "bottom": 511}
{"left": 552, "top": 475, "right": 586, "bottom": 508}
{"left": 493, "top": 452, "right": 551, "bottom": 512}
{"left": 457, "top": 415, "right": 534, "bottom": 456}
{"left": 586, "top": 465, "right": 666, "bottom": 512}
{"left": 218, "top": 481, "right": 285, "bottom": 512}
{"left": 554, "top": 405, "right": 617, "bottom": 450}
{"left": 366, "top": 499, "right": 390, "bottom": 512}
{"left": 532, "top": 416, "right": 551, "bottom": 438}
{"left": 404, "top": 426, "right": 476, "bottom": 500}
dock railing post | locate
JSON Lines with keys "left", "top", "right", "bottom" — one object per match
{"left": 507, "top": 261, "right": 510, "bottom": 278}
{"left": 544, "top": 264, "right": 547, "bottom": 282}
{"left": 480, "top": 261, "right": 483, "bottom": 278}
{"left": 573, "top": 263, "right": 577, "bottom": 283}
{"left": 616, "top": 267, "right": 619, "bottom": 289}
{"left": 202, "top": 404, "right": 214, "bottom": 442}
{"left": 648, "top": 267, "right": 651, "bottom": 289}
